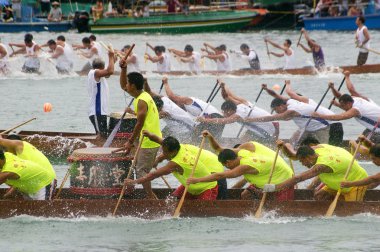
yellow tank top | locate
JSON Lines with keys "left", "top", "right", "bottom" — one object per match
{"left": 2, "top": 152, "right": 54, "bottom": 194}
{"left": 18, "top": 141, "right": 56, "bottom": 179}
{"left": 171, "top": 144, "right": 217, "bottom": 195}
{"left": 239, "top": 148, "right": 293, "bottom": 189}
{"left": 134, "top": 91, "right": 162, "bottom": 148}
{"left": 316, "top": 144, "right": 368, "bottom": 193}
{"left": 184, "top": 144, "right": 224, "bottom": 173}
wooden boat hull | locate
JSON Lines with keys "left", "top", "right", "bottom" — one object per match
{"left": 152, "top": 64, "right": 380, "bottom": 76}
{"left": 90, "top": 10, "right": 256, "bottom": 33}
{"left": 3, "top": 188, "right": 380, "bottom": 218}
{"left": 304, "top": 14, "right": 380, "bottom": 31}
{"left": 5, "top": 130, "right": 358, "bottom": 160}
{"left": 0, "top": 21, "right": 72, "bottom": 33}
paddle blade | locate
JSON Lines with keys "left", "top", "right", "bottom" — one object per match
{"left": 254, "top": 192, "right": 267, "bottom": 218}
{"left": 173, "top": 187, "right": 188, "bottom": 218}
{"left": 325, "top": 191, "right": 341, "bottom": 217}
{"left": 103, "top": 119, "right": 122, "bottom": 147}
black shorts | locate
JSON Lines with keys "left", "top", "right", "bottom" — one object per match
{"left": 89, "top": 115, "right": 108, "bottom": 137}
{"left": 357, "top": 52, "right": 369, "bottom": 66}
{"left": 329, "top": 122, "right": 344, "bottom": 146}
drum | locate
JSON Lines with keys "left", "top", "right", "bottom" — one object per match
{"left": 67, "top": 147, "right": 133, "bottom": 196}
{"left": 108, "top": 111, "right": 137, "bottom": 138}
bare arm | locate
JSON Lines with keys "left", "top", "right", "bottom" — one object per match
{"left": 94, "top": 51, "right": 115, "bottom": 80}
{"left": 168, "top": 48, "right": 186, "bottom": 57}
{"left": 203, "top": 130, "right": 224, "bottom": 153}
{"left": 0, "top": 46, "right": 7, "bottom": 59}
{"left": 299, "top": 43, "right": 312, "bottom": 53}
{"left": 341, "top": 173, "right": 380, "bottom": 188}
{"left": 187, "top": 165, "right": 255, "bottom": 184}
{"left": 312, "top": 108, "right": 359, "bottom": 121}
{"left": 263, "top": 84, "right": 288, "bottom": 101}
{"left": 204, "top": 53, "right": 225, "bottom": 61}
{"left": 276, "top": 164, "right": 331, "bottom": 191}
{"left": 266, "top": 39, "right": 287, "bottom": 51}
{"left": 270, "top": 51, "right": 285, "bottom": 57}
{"left": 142, "top": 130, "right": 163, "bottom": 145}
{"left": 163, "top": 80, "right": 192, "bottom": 106}
{"left": 231, "top": 178, "right": 247, "bottom": 189}
{"left": 126, "top": 161, "right": 179, "bottom": 185}
{"left": 244, "top": 110, "right": 298, "bottom": 123}
{"left": 285, "top": 81, "right": 309, "bottom": 103}
{"left": 0, "top": 137, "right": 23, "bottom": 155}
{"left": 198, "top": 114, "right": 240, "bottom": 125}
{"left": 221, "top": 82, "right": 249, "bottom": 106}
{"left": 50, "top": 46, "right": 64, "bottom": 59}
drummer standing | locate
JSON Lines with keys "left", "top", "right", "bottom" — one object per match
{"left": 355, "top": 16, "right": 370, "bottom": 66}
{"left": 119, "top": 62, "right": 162, "bottom": 199}
{"left": 87, "top": 49, "right": 115, "bottom": 137}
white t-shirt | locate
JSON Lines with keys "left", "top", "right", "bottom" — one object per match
{"left": 352, "top": 97, "right": 380, "bottom": 132}
{"left": 92, "top": 41, "right": 103, "bottom": 57}
{"left": 24, "top": 42, "right": 40, "bottom": 68}
{"left": 284, "top": 48, "right": 295, "bottom": 69}
{"left": 157, "top": 53, "right": 171, "bottom": 73}
{"left": 183, "top": 97, "right": 220, "bottom": 117}
{"left": 162, "top": 97, "right": 196, "bottom": 131}
{"left": 286, "top": 99, "right": 329, "bottom": 131}
{"left": 189, "top": 52, "right": 201, "bottom": 73}
{"left": 55, "top": 45, "right": 73, "bottom": 71}
{"left": 87, "top": 69, "right": 109, "bottom": 116}
{"left": 356, "top": 25, "right": 370, "bottom": 53}
{"left": 127, "top": 53, "right": 140, "bottom": 73}
{"left": 216, "top": 52, "right": 231, "bottom": 72}
{"left": 235, "top": 104, "right": 276, "bottom": 138}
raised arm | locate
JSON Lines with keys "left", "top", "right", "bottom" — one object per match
{"left": 163, "top": 79, "right": 192, "bottom": 106}
{"left": 298, "top": 43, "right": 312, "bottom": 53}
{"left": 344, "top": 71, "right": 370, "bottom": 101}
{"left": 146, "top": 42, "right": 155, "bottom": 51}
{"left": 94, "top": 50, "right": 115, "bottom": 79}
{"left": 220, "top": 82, "right": 249, "bottom": 106}
{"left": 265, "top": 38, "right": 286, "bottom": 51}
{"left": 168, "top": 48, "right": 186, "bottom": 57}
{"left": 263, "top": 84, "right": 288, "bottom": 101}
{"left": 119, "top": 58, "right": 128, "bottom": 91}
{"left": 143, "top": 78, "right": 158, "bottom": 97}
{"left": 142, "top": 130, "right": 163, "bottom": 145}
{"left": 202, "top": 130, "right": 224, "bottom": 153}
{"left": 285, "top": 80, "right": 309, "bottom": 103}
{"left": 301, "top": 28, "right": 319, "bottom": 48}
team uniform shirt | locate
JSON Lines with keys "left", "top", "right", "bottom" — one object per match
{"left": 239, "top": 50, "right": 260, "bottom": 70}
{"left": 356, "top": 25, "right": 370, "bottom": 53}
{"left": 352, "top": 97, "right": 380, "bottom": 132}
{"left": 284, "top": 48, "right": 295, "bottom": 69}
{"left": 87, "top": 69, "right": 109, "bottom": 116}
{"left": 171, "top": 144, "right": 217, "bottom": 195}
{"left": 92, "top": 41, "right": 103, "bottom": 57}
{"left": 238, "top": 148, "right": 293, "bottom": 189}
{"left": 24, "top": 42, "right": 40, "bottom": 69}
{"left": 2, "top": 152, "right": 54, "bottom": 195}
{"left": 0, "top": 43, "right": 9, "bottom": 69}
{"left": 184, "top": 144, "right": 224, "bottom": 173}
{"left": 161, "top": 96, "right": 196, "bottom": 133}
{"left": 18, "top": 141, "right": 56, "bottom": 179}
{"left": 216, "top": 52, "right": 231, "bottom": 72}
{"left": 127, "top": 53, "right": 140, "bottom": 73}
{"left": 157, "top": 53, "right": 171, "bottom": 73}
{"left": 315, "top": 144, "right": 368, "bottom": 193}
{"left": 188, "top": 52, "right": 201, "bottom": 73}
{"left": 235, "top": 103, "right": 276, "bottom": 138}
{"left": 55, "top": 44, "right": 73, "bottom": 72}
{"left": 183, "top": 97, "right": 221, "bottom": 117}
{"left": 286, "top": 99, "right": 329, "bottom": 131}
{"left": 134, "top": 91, "right": 162, "bottom": 148}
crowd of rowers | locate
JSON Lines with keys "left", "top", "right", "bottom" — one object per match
{"left": 0, "top": 17, "right": 371, "bottom": 75}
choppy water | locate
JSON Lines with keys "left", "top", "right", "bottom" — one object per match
{"left": 1, "top": 30, "right": 380, "bottom": 251}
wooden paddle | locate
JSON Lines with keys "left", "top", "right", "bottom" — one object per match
{"left": 236, "top": 87, "right": 264, "bottom": 138}
{"left": 328, "top": 76, "right": 346, "bottom": 109}
{"left": 55, "top": 167, "right": 70, "bottom": 199}
{"left": 0, "top": 118, "right": 36, "bottom": 135}
{"left": 199, "top": 81, "right": 221, "bottom": 118}
{"left": 297, "top": 31, "right": 303, "bottom": 47}
{"left": 265, "top": 41, "right": 271, "bottom": 60}
{"left": 112, "top": 136, "right": 144, "bottom": 216}
{"left": 122, "top": 44, "right": 135, "bottom": 61}
{"left": 325, "top": 121, "right": 379, "bottom": 217}
{"left": 367, "top": 47, "right": 380, "bottom": 55}
{"left": 173, "top": 136, "right": 205, "bottom": 218}
{"left": 254, "top": 146, "right": 280, "bottom": 218}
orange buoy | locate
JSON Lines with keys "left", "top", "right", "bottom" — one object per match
{"left": 43, "top": 103, "right": 52, "bottom": 113}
